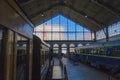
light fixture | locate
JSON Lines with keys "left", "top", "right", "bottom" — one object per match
{"left": 85, "top": 15, "right": 87, "bottom": 18}
{"left": 41, "top": 14, "right": 44, "bottom": 17}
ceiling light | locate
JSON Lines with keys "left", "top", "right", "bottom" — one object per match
{"left": 41, "top": 14, "right": 44, "bottom": 17}
{"left": 85, "top": 15, "right": 87, "bottom": 18}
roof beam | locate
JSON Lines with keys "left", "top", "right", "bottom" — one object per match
{"left": 30, "top": 2, "right": 102, "bottom": 27}
{"left": 30, "top": 3, "right": 61, "bottom": 18}
{"left": 61, "top": 3, "right": 103, "bottom": 27}
{"left": 19, "top": 0, "right": 34, "bottom": 6}
{"left": 91, "top": 0, "right": 120, "bottom": 19}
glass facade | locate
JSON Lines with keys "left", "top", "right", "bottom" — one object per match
{"left": 96, "top": 21, "right": 120, "bottom": 40}
{"left": 34, "top": 14, "right": 94, "bottom": 41}
{"left": 96, "top": 28, "right": 106, "bottom": 40}
{"left": 108, "top": 21, "right": 120, "bottom": 37}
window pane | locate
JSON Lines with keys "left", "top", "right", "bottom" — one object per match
{"left": 52, "top": 15, "right": 59, "bottom": 31}
{"left": 64, "top": 33, "right": 68, "bottom": 40}
{"left": 91, "top": 32, "right": 95, "bottom": 40}
{"left": 69, "top": 33, "right": 75, "bottom": 40}
{"left": 78, "top": 44, "right": 83, "bottom": 47}
{"left": 84, "top": 32, "right": 91, "bottom": 40}
{"left": 62, "top": 44, "right": 67, "bottom": 47}
{"left": 52, "top": 32, "right": 59, "bottom": 40}
{"left": 44, "top": 32, "right": 51, "bottom": 40}
{"left": 69, "top": 44, "right": 75, "bottom": 47}
{"left": 68, "top": 20, "right": 75, "bottom": 32}
{"left": 77, "top": 32, "right": 83, "bottom": 40}
{"left": 53, "top": 44, "right": 59, "bottom": 47}
{"left": 44, "top": 20, "right": 51, "bottom": 31}
{"left": 108, "top": 22, "right": 120, "bottom": 37}
{"left": 76, "top": 24, "right": 83, "bottom": 31}
{"left": 59, "top": 32, "right": 67, "bottom": 40}
{"left": 60, "top": 15, "right": 67, "bottom": 31}
{"left": 96, "top": 29, "right": 106, "bottom": 40}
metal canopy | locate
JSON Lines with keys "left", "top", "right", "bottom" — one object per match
{"left": 17, "top": 0, "right": 120, "bottom": 32}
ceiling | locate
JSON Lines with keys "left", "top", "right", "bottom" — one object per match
{"left": 17, "top": 0, "right": 120, "bottom": 32}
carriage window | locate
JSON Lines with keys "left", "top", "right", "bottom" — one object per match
{"left": 16, "top": 35, "right": 28, "bottom": 80}
{"left": 100, "top": 48, "right": 105, "bottom": 55}
{"left": 113, "top": 47, "right": 120, "bottom": 56}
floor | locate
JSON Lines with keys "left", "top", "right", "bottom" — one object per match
{"left": 61, "top": 57, "right": 117, "bottom": 80}
{"left": 52, "top": 57, "right": 64, "bottom": 80}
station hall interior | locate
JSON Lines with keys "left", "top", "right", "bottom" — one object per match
{"left": 0, "top": 0, "right": 120, "bottom": 80}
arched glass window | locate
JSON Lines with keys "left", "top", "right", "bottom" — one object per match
{"left": 69, "top": 44, "right": 75, "bottom": 53}
{"left": 78, "top": 44, "right": 83, "bottom": 47}
{"left": 69, "top": 44, "right": 75, "bottom": 47}
{"left": 53, "top": 44, "right": 59, "bottom": 54}
{"left": 61, "top": 44, "right": 67, "bottom": 54}
{"left": 53, "top": 44, "right": 59, "bottom": 47}
{"left": 62, "top": 44, "right": 67, "bottom": 47}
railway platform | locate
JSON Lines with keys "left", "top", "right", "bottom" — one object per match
{"left": 46, "top": 56, "right": 118, "bottom": 80}
{"left": 51, "top": 57, "right": 67, "bottom": 80}
{"left": 61, "top": 58, "right": 118, "bottom": 80}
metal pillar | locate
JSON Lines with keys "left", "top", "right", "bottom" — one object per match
{"left": 59, "top": 44, "right": 62, "bottom": 54}
{"left": 106, "top": 27, "right": 109, "bottom": 41}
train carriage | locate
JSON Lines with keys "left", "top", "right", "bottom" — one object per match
{"left": 0, "top": 1, "right": 52, "bottom": 79}
{"left": 32, "top": 35, "right": 50, "bottom": 80}
{"left": 74, "top": 41, "right": 120, "bottom": 68}
{"left": 0, "top": 1, "right": 33, "bottom": 80}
